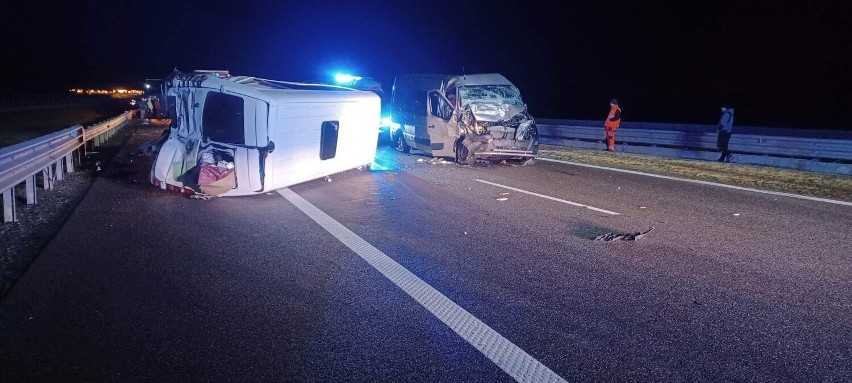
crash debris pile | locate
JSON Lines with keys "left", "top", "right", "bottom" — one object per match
{"left": 594, "top": 227, "right": 654, "bottom": 241}
{"left": 197, "top": 150, "right": 235, "bottom": 196}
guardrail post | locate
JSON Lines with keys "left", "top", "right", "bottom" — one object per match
{"left": 65, "top": 153, "right": 74, "bottom": 174}
{"left": 55, "top": 159, "right": 64, "bottom": 181}
{"left": 43, "top": 165, "right": 54, "bottom": 190}
{"left": 3, "top": 187, "right": 16, "bottom": 223}
{"left": 26, "top": 175, "right": 37, "bottom": 204}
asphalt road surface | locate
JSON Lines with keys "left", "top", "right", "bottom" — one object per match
{"left": 1, "top": 123, "right": 850, "bottom": 382}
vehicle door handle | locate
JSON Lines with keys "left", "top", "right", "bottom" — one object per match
{"left": 428, "top": 125, "right": 434, "bottom": 128}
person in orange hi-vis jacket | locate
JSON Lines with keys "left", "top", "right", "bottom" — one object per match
{"left": 604, "top": 98, "right": 622, "bottom": 151}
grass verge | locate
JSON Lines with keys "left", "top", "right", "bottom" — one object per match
{"left": 538, "top": 145, "right": 852, "bottom": 201}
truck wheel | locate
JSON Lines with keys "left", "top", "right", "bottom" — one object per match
{"left": 395, "top": 132, "right": 410, "bottom": 153}
{"left": 455, "top": 141, "right": 475, "bottom": 165}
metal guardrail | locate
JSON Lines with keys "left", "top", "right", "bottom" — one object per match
{"left": 537, "top": 121, "right": 852, "bottom": 175}
{"left": 0, "top": 111, "right": 134, "bottom": 222}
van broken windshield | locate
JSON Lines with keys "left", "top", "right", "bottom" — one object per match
{"left": 459, "top": 85, "right": 524, "bottom": 108}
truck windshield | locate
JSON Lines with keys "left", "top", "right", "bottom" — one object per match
{"left": 459, "top": 85, "right": 523, "bottom": 108}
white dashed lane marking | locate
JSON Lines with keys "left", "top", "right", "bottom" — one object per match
{"left": 474, "top": 179, "right": 620, "bottom": 215}
{"left": 278, "top": 188, "right": 568, "bottom": 383}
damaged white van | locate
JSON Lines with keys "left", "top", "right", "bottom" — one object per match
{"left": 389, "top": 73, "right": 538, "bottom": 165}
{"left": 151, "top": 70, "right": 380, "bottom": 196}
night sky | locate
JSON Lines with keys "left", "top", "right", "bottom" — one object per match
{"left": 3, "top": 0, "right": 850, "bottom": 129}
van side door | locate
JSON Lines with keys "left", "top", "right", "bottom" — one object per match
{"left": 427, "top": 90, "right": 455, "bottom": 158}
{"left": 410, "top": 90, "right": 431, "bottom": 152}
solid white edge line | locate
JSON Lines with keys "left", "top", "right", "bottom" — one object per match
{"left": 277, "top": 188, "right": 568, "bottom": 383}
{"left": 473, "top": 179, "right": 620, "bottom": 215}
{"left": 539, "top": 157, "right": 852, "bottom": 207}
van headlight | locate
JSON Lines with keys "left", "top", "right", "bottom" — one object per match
{"left": 516, "top": 120, "right": 535, "bottom": 140}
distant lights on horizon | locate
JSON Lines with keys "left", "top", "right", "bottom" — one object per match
{"left": 68, "top": 88, "right": 144, "bottom": 95}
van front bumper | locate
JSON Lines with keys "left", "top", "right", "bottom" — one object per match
{"left": 472, "top": 148, "right": 537, "bottom": 160}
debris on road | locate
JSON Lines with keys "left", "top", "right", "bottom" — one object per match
{"left": 324, "top": 176, "right": 332, "bottom": 182}
{"left": 82, "top": 152, "right": 104, "bottom": 172}
{"left": 593, "top": 227, "right": 654, "bottom": 241}
{"left": 733, "top": 213, "right": 740, "bottom": 216}
{"left": 500, "top": 192, "right": 511, "bottom": 196}
{"left": 189, "top": 194, "right": 215, "bottom": 200}
{"left": 496, "top": 197, "right": 508, "bottom": 201}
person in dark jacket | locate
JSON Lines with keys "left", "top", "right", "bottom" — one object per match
{"left": 717, "top": 105, "right": 734, "bottom": 162}
{"left": 604, "top": 98, "right": 621, "bottom": 151}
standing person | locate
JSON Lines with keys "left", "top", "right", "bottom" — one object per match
{"left": 146, "top": 97, "right": 154, "bottom": 122}
{"left": 604, "top": 98, "right": 622, "bottom": 151}
{"left": 717, "top": 105, "right": 735, "bottom": 162}
{"left": 153, "top": 97, "right": 161, "bottom": 119}
{"left": 139, "top": 97, "right": 149, "bottom": 124}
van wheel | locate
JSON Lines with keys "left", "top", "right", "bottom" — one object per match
{"left": 455, "top": 141, "right": 475, "bottom": 165}
{"left": 395, "top": 132, "right": 410, "bottom": 153}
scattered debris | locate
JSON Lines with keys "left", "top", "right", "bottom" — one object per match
{"left": 733, "top": 213, "right": 740, "bottom": 216}
{"left": 500, "top": 192, "right": 511, "bottom": 195}
{"left": 496, "top": 197, "right": 508, "bottom": 201}
{"left": 522, "top": 158, "right": 536, "bottom": 166}
{"left": 593, "top": 227, "right": 654, "bottom": 241}
{"left": 324, "top": 176, "right": 332, "bottom": 182}
{"left": 189, "top": 194, "right": 214, "bottom": 200}
{"left": 639, "top": 206, "right": 646, "bottom": 209}
{"left": 428, "top": 158, "right": 451, "bottom": 165}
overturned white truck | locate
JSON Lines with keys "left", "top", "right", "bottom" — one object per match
{"left": 151, "top": 70, "right": 380, "bottom": 196}
{"left": 389, "top": 73, "right": 538, "bottom": 164}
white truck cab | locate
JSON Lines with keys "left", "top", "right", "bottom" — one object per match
{"left": 151, "top": 70, "right": 380, "bottom": 196}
